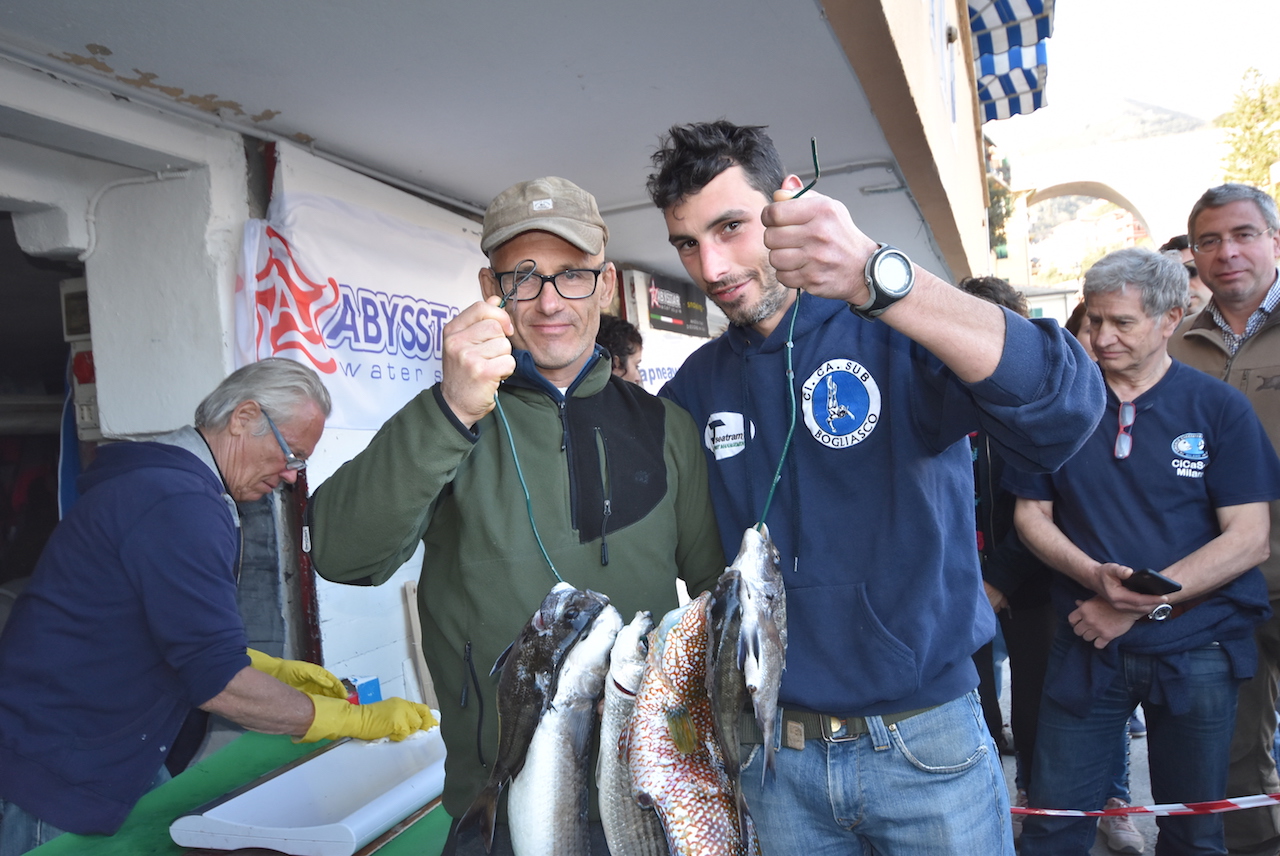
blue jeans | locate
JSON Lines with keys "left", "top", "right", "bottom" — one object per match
{"left": 740, "top": 690, "right": 1013, "bottom": 855}
{"left": 0, "top": 801, "right": 64, "bottom": 856}
{"left": 1022, "top": 630, "right": 1239, "bottom": 856}
{"left": 0, "top": 764, "right": 170, "bottom": 856}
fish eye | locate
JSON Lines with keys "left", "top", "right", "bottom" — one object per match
{"left": 638, "top": 636, "right": 650, "bottom": 655}
{"left": 563, "top": 607, "right": 579, "bottom": 622}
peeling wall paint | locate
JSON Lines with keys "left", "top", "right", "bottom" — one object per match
{"left": 51, "top": 44, "right": 290, "bottom": 128}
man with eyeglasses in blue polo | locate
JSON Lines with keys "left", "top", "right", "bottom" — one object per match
{"left": 308, "top": 176, "right": 724, "bottom": 855}
{"left": 1008, "top": 247, "right": 1280, "bottom": 856}
{"left": 1169, "top": 184, "right": 1280, "bottom": 856}
{"left": 0, "top": 359, "right": 436, "bottom": 854}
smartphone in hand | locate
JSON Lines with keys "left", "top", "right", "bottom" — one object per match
{"left": 1120, "top": 568, "right": 1183, "bottom": 596}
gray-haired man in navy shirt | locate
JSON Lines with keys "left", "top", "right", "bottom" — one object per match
{"left": 1009, "top": 247, "right": 1280, "bottom": 856}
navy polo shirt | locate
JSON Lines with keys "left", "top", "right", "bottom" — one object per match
{"left": 1005, "top": 359, "right": 1280, "bottom": 587}
{"left": 1005, "top": 359, "right": 1280, "bottom": 714}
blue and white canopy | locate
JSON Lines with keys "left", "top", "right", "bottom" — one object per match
{"left": 969, "top": 0, "right": 1054, "bottom": 122}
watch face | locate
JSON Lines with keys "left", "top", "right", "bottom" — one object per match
{"left": 875, "top": 252, "right": 913, "bottom": 296}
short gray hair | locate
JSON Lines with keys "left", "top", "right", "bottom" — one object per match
{"left": 194, "top": 358, "right": 332, "bottom": 431}
{"left": 1084, "top": 247, "right": 1189, "bottom": 317}
{"left": 1188, "top": 183, "right": 1280, "bottom": 239}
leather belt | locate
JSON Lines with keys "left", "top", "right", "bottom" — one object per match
{"left": 740, "top": 704, "right": 939, "bottom": 747}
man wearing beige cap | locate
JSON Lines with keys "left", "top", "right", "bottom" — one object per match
{"left": 308, "top": 176, "right": 724, "bottom": 854}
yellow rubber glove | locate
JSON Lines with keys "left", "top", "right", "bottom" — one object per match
{"left": 246, "top": 648, "right": 347, "bottom": 699}
{"left": 301, "top": 694, "right": 438, "bottom": 743}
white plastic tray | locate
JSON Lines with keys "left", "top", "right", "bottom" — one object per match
{"left": 169, "top": 727, "right": 445, "bottom": 856}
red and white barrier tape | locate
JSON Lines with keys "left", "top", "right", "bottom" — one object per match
{"left": 1015, "top": 793, "right": 1280, "bottom": 818}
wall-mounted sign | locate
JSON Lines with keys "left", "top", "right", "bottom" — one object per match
{"left": 238, "top": 192, "right": 485, "bottom": 430}
{"left": 647, "top": 273, "right": 709, "bottom": 338}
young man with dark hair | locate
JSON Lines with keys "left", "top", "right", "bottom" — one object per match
{"left": 647, "top": 120, "right": 1105, "bottom": 855}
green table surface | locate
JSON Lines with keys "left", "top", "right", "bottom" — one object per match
{"left": 31, "top": 732, "right": 451, "bottom": 856}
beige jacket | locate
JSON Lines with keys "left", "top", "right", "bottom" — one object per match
{"left": 1169, "top": 283, "right": 1280, "bottom": 595}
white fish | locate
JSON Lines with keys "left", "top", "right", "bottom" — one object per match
{"left": 735, "top": 524, "right": 786, "bottom": 781}
{"left": 598, "top": 611, "right": 667, "bottom": 856}
{"left": 507, "top": 603, "right": 623, "bottom": 856}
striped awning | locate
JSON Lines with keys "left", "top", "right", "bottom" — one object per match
{"left": 969, "top": 0, "right": 1054, "bottom": 122}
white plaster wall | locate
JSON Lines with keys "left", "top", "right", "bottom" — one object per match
{"left": 0, "top": 56, "right": 250, "bottom": 436}
{"left": 0, "top": 136, "right": 141, "bottom": 256}
{"left": 89, "top": 169, "right": 239, "bottom": 434}
{"left": 273, "top": 142, "right": 484, "bottom": 701}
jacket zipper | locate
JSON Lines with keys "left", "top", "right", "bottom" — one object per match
{"left": 462, "top": 641, "right": 487, "bottom": 768}
{"left": 596, "top": 428, "right": 611, "bottom": 566}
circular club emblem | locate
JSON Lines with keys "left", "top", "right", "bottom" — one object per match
{"left": 801, "top": 359, "right": 881, "bottom": 448}
{"left": 1171, "top": 432, "right": 1208, "bottom": 460}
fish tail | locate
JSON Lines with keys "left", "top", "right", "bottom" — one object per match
{"left": 761, "top": 739, "right": 777, "bottom": 785}
{"left": 736, "top": 789, "right": 753, "bottom": 848}
{"left": 457, "top": 785, "right": 499, "bottom": 854}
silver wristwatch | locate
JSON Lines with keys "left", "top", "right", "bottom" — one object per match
{"left": 850, "top": 243, "right": 915, "bottom": 319}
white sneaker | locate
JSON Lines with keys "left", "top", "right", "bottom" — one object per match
{"left": 1098, "top": 798, "right": 1145, "bottom": 854}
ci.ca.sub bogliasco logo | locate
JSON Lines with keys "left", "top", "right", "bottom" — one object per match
{"left": 802, "top": 359, "right": 881, "bottom": 448}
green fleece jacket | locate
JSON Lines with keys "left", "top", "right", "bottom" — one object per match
{"left": 309, "top": 348, "right": 724, "bottom": 818}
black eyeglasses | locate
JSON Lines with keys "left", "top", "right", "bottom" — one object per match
{"left": 1114, "top": 401, "right": 1136, "bottom": 460}
{"left": 263, "top": 411, "right": 306, "bottom": 471}
{"left": 493, "top": 261, "right": 605, "bottom": 302}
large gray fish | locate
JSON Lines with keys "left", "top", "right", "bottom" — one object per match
{"left": 598, "top": 611, "right": 667, "bottom": 856}
{"left": 628, "top": 594, "right": 760, "bottom": 855}
{"left": 707, "top": 569, "right": 751, "bottom": 842}
{"left": 459, "top": 582, "right": 609, "bottom": 853}
{"left": 734, "top": 524, "right": 786, "bottom": 781}
{"left": 507, "top": 603, "right": 623, "bottom": 856}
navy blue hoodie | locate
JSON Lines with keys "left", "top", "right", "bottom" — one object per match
{"left": 662, "top": 295, "right": 1103, "bottom": 717}
{"left": 0, "top": 432, "right": 250, "bottom": 834}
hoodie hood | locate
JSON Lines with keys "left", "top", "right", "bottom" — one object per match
{"left": 79, "top": 434, "right": 234, "bottom": 525}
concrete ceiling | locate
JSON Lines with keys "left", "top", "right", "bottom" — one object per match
{"left": 0, "top": 0, "right": 945, "bottom": 282}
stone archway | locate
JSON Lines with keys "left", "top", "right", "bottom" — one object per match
{"left": 1026, "top": 181, "right": 1152, "bottom": 241}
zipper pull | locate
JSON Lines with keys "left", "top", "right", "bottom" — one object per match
{"left": 600, "top": 498, "right": 612, "bottom": 565}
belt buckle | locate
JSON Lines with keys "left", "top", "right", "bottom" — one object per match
{"left": 822, "top": 715, "right": 859, "bottom": 742}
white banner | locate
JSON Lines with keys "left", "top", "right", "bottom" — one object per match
{"left": 237, "top": 192, "right": 487, "bottom": 429}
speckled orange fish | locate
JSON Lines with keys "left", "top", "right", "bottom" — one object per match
{"left": 626, "top": 592, "right": 760, "bottom": 856}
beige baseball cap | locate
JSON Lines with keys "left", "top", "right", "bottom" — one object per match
{"left": 481, "top": 176, "right": 609, "bottom": 256}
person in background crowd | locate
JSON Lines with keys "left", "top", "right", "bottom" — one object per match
{"left": 648, "top": 119, "right": 1103, "bottom": 856}
{"left": 1011, "top": 247, "right": 1280, "bottom": 856}
{"left": 1161, "top": 234, "right": 1214, "bottom": 315}
{"left": 596, "top": 312, "right": 644, "bottom": 384}
{"left": 307, "top": 176, "right": 724, "bottom": 855}
{"left": 0, "top": 359, "right": 437, "bottom": 854}
{"left": 1168, "top": 184, "right": 1280, "bottom": 856}
{"left": 1066, "top": 292, "right": 1149, "bottom": 854}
